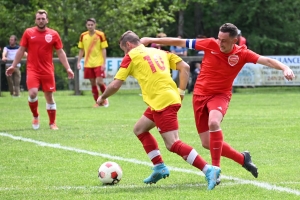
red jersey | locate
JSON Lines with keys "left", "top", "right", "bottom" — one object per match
{"left": 186, "top": 38, "right": 259, "bottom": 95}
{"left": 20, "top": 27, "right": 63, "bottom": 75}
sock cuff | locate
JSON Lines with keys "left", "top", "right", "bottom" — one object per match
{"left": 46, "top": 103, "right": 57, "bottom": 110}
{"left": 28, "top": 96, "right": 38, "bottom": 102}
{"left": 170, "top": 140, "right": 182, "bottom": 152}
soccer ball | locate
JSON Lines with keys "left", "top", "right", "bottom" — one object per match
{"left": 98, "top": 161, "right": 123, "bottom": 185}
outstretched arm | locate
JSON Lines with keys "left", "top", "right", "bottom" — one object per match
{"left": 97, "top": 79, "right": 124, "bottom": 105}
{"left": 141, "top": 37, "right": 187, "bottom": 47}
{"left": 257, "top": 56, "right": 295, "bottom": 81}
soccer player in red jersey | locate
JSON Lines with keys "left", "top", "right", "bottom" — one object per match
{"left": 6, "top": 9, "right": 74, "bottom": 130}
{"left": 97, "top": 31, "right": 221, "bottom": 190}
{"left": 77, "top": 18, "right": 109, "bottom": 108}
{"left": 140, "top": 23, "right": 295, "bottom": 183}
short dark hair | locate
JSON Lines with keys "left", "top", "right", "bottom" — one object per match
{"left": 119, "top": 31, "right": 140, "bottom": 46}
{"left": 10, "top": 35, "right": 17, "bottom": 41}
{"left": 219, "top": 23, "right": 238, "bottom": 38}
{"left": 86, "top": 18, "right": 96, "bottom": 24}
{"left": 36, "top": 9, "right": 48, "bottom": 18}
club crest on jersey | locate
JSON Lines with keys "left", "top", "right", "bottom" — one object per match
{"left": 228, "top": 54, "right": 239, "bottom": 66}
{"left": 45, "top": 34, "right": 53, "bottom": 43}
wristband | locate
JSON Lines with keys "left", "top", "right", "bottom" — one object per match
{"left": 178, "top": 88, "right": 185, "bottom": 95}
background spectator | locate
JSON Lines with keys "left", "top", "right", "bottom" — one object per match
{"left": 150, "top": 32, "right": 168, "bottom": 50}
{"left": 2, "top": 35, "right": 27, "bottom": 97}
{"left": 237, "top": 29, "right": 249, "bottom": 48}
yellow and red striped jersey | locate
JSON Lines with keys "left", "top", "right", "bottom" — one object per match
{"left": 78, "top": 30, "right": 108, "bottom": 68}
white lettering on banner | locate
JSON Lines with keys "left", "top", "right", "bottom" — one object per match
{"left": 269, "top": 56, "right": 300, "bottom": 65}
{"left": 233, "top": 56, "right": 300, "bottom": 86}
{"left": 79, "top": 58, "right": 140, "bottom": 90}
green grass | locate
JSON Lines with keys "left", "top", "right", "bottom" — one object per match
{"left": 0, "top": 88, "right": 300, "bottom": 199}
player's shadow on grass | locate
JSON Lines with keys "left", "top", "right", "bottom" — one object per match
{"left": 96, "top": 182, "right": 209, "bottom": 193}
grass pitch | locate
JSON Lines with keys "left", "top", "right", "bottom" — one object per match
{"left": 0, "top": 88, "right": 299, "bottom": 199}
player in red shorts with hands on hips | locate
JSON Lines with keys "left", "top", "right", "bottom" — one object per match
{"left": 6, "top": 9, "right": 74, "bottom": 130}
{"left": 140, "top": 23, "right": 295, "bottom": 184}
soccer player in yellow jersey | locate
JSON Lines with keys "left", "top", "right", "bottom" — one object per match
{"left": 97, "top": 31, "right": 221, "bottom": 190}
{"left": 77, "top": 18, "right": 109, "bottom": 107}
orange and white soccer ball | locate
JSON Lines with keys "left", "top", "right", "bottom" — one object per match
{"left": 98, "top": 161, "right": 123, "bottom": 185}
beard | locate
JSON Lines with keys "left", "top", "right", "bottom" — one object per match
{"left": 37, "top": 24, "right": 46, "bottom": 30}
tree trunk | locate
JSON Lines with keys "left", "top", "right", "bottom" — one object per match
{"left": 194, "top": 2, "right": 200, "bottom": 36}
{"left": 177, "top": 10, "right": 184, "bottom": 36}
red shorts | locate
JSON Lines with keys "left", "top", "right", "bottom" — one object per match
{"left": 27, "top": 73, "right": 56, "bottom": 92}
{"left": 143, "top": 104, "right": 181, "bottom": 134}
{"left": 84, "top": 66, "right": 106, "bottom": 79}
{"left": 193, "top": 94, "right": 231, "bottom": 133}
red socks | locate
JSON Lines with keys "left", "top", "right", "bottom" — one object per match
{"left": 92, "top": 86, "right": 99, "bottom": 102}
{"left": 100, "top": 84, "right": 106, "bottom": 93}
{"left": 47, "top": 110, "right": 56, "bottom": 125}
{"left": 46, "top": 103, "right": 57, "bottom": 125}
{"left": 210, "top": 130, "right": 223, "bottom": 167}
{"left": 28, "top": 99, "right": 39, "bottom": 118}
{"left": 221, "top": 141, "right": 244, "bottom": 165}
{"left": 170, "top": 140, "right": 207, "bottom": 170}
{"left": 137, "top": 132, "right": 163, "bottom": 165}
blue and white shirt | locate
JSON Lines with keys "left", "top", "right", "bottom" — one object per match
{"left": 3, "top": 45, "right": 21, "bottom": 67}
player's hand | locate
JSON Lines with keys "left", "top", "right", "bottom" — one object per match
{"left": 77, "top": 63, "right": 81, "bottom": 70}
{"left": 2, "top": 57, "right": 7, "bottom": 62}
{"left": 6, "top": 66, "right": 15, "bottom": 76}
{"left": 283, "top": 67, "right": 295, "bottom": 81}
{"left": 67, "top": 68, "right": 74, "bottom": 79}
{"left": 97, "top": 95, "right": 105, "bottom": 106}
{"left": 102, "top": 63, "right": 106, "bottom": 71}
{"left": 140, "top": 37, "right": 152, "bottom": 46}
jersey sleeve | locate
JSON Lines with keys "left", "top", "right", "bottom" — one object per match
{"left": 54, "top": 32, "right": 63, "bottom": 50}
{"left": 99, "top": 32, "right": 108, "bottom": 49}
{"left": 167, "top": 52, "right": 182, "bottom": 70}
{"left": 20, "top": 29, "right": 29, "bottom": 48}
{"left": 114, "top": 54, "right": 132, "bottom": 80}
{"left": 244, "top": 49, "right": 260, "bottom": 64}
{"left": 78, "top": 34, "right": 84, "bottom": 49}
{"left": 186, "top": 38, "right": 214, "bottom": 51}
{"left": 3, "top": 46, "right": 7, "bottom": 53}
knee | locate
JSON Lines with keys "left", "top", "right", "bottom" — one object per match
{"left": 202, "top": 143, "right": 210, "bottom": 150}
{"left": 165, "top": 139, "right": 179, "bottom": 152}
{"left": 133, "top": 125, "right": 143, "bottom": 136}
{"left": 28, "top": 92, "right": 38, "bottom": 99}
{"left": 208, "top": 119, "right": 220, "bottom": 130}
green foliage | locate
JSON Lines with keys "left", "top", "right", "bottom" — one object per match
{"left": 1, "top": 0, "right": 300, "bottom": 56}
